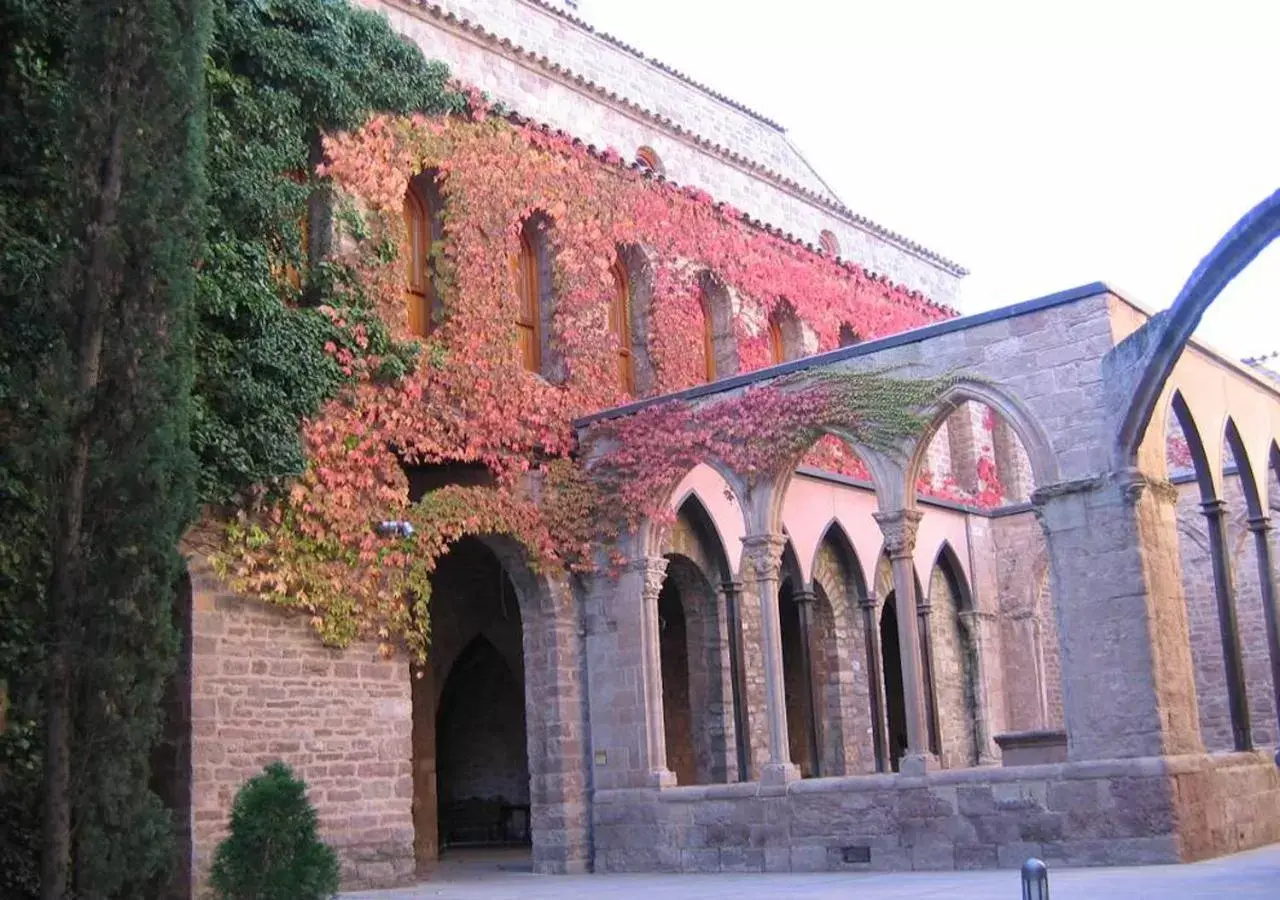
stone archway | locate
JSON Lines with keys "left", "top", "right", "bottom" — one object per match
{"left": 880, "top": 594, "right": 908, "bottom": 772}
{"left": 410, "top": 535, "right": 589, "bottom": 876}
{"left": 1115, "top": 188, "right": 1280, "bottom": 464}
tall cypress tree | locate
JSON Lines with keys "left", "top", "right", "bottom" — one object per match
{"left": 0, "top": 0, "right": 210, "bottom": 895}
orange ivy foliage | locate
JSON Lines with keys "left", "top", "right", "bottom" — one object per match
{"left": 217, "top": 98, "right": 954, "bottom": 655}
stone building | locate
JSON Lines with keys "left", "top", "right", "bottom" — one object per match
{"left": 170, "top": 0, "right": 1280, "bottom": 894}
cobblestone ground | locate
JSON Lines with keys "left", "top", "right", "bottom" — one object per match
{"left": 343, "top": 844, "right": 1280, "bottom": 900}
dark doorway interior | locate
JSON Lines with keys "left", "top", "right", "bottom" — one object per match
{"left": 658, "top": 578, "right": 696, "bottom": 785}
{"left": 880, "top": 594, "right": 908, "bottom": 772}
{"left": 436, "top": 635, "right": 529, "bottom": 850}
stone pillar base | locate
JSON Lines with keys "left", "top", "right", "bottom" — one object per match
{"left": 759, "top": 762, "right": 801, "bottom": 785}
{"left": 647, "top": 768, "right": 677, "bottom": 788}
{"left": 898, "top": 752, "right": 939, "bottom": 777}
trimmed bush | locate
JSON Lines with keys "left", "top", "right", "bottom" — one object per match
{"left": 210, "top": 762, "right": 340, "bottom": 900}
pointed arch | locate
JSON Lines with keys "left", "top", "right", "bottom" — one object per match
{"left": 929, "top": 541, "right": 973, "bottom": 613}
{"left": 668, "top": 489, "right": 734, "bottom": 584}
{"left": 1224, "top": 417, "right": 1264, "bottom": 518}
{"left": 809, "top": 518, "right": 868, "bottom": 602}
{"left": 1171, "top": 390, "right": 1217, "bottom": 501}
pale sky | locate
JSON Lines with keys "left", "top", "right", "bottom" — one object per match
{"left": 582, "top": 0, "right": 1279, "bottom": 360}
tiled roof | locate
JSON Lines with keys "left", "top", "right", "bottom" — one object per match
{"left": 508, "top": 112, "right": 961, "bottom": 321}
{"left": 399, "top": 0, "right": 969, "bottom": 277}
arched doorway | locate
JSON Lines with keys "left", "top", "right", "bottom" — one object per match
{"left": 880, "top": 594, "right": 908, "bottom": 772}
{"left": 411, "top": 537, "right": 530, "bottom": 872}
{"left": 658, "top": 573, "right": 695, "bottom": 785}
{"left": 435, "top": 636, "right": 529, "bottom": 851}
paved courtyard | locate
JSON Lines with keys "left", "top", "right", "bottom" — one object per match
{"left": 343, "top": 844, "right": 1280, "bottom": 899}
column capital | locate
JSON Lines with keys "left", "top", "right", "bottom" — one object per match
{"left": 720, "top": 579, "right": 744, "bottom": 596}
{"left": 1200, "top": 497, "right": 1229, "bottom": 519}
{"left": 1115, "top": 467, "right": 1179, "bottom": 507}
{"left": 792, "top": 588, "right": 817, "bottom": 606}
{"left": 859, "top": 594, "right": 882, "bottom": 612}
{"left": 1248, "top": 514, "right": 1272, "bottom": 535}
{"left": 627, "top": 555, "right": 668, "bottom": 597}
{"left": 741, "top": 534, "right": 785, "bottom": 581}
{"left": 873, "top": 509, "right": 923, "bottom": 559}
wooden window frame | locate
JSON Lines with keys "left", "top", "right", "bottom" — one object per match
{"left": 513, "top": 230, "right": 542, "bottom": 373}
{"left": 403, "top": 179, "right": 436, "bottom": 338}
{"left": 610, "top": 258, "right": 636, "bottom": 395}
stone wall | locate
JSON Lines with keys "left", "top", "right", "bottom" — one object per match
{"left": 1175, "top": 475, "right": 1279, "bottom": 750}
{"left": 188, "top": 557, "right": 415, "bottom": 892}
{"left": 592, "top": 752, "right": 1280, "bottom": 873}
{"left": 362, "top": 0, "right": 962, "bottom": 303}
{"left": 927, "top": 565, "right": 977, "bottom": 769}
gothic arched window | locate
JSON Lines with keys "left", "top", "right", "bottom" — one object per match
{"left": 610, "top": 258, "right": 636, "bottom": 394}
{"left": 403, "top": 179, "right": 436, "bottom": 337}
{"left": 512, "top": 229, "right": 541, "bottom": 372}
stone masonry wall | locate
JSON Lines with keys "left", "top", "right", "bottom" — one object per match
{"left": 592, "top": 751, "right": 1280, "bottom": 873}
{"left": 364, "top": 0, "right": 961, "bottom": 303}
{"left": 928, "top": 566, "right": 977, "bottom": 769}
{"left": 1176, "top": 475, "right": 1279, "bottom": 750}
{"left": 188, "top": 557, "right": 414, "bottom": 893}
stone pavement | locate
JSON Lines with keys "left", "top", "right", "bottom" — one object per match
{"left": 343, "top": 844, "right": 1280, "bottom": 899}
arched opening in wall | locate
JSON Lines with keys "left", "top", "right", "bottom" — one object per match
{"left": 404, "top": 169, "right": 444, "bottom": 337}
{"left": 917, "top": 400, "right": 1033, "bottom": 510}
{"left": 767, "top": 300, "right": 804, "bottom": 365}
{"left": 879, "top": 594, "right": 908, "bottom": 772}
{"left": 778, "top": 540, "right": 822, "bottom": 777}
{"left": 699, "top": 272, "right": 738, "bottom": 381}
{"left": 927, "top": 543, "right": 982, "bottom": 768}
{"left": 1223, "top": 420, "right": 1277, "bottom": 747}
{"left": 635, "top": 145, "right": 664, "bottom": 175}
{"left": 1165, "top": 392, "right": 1252, "bottom": 752}
{"left": 798, "top": 434, "right": 872, "bottom": 482}
{"left": 615, "top": 245, "right": 656, "bottom": 396}
{"left": 810, "top": 521, "right": 875, "bottom": 775}
{"left": 874, "top": 554, "right": 933, "bottom": 771}
{"left": 511, "top": 214, "right": 558, "bottom": 378}
{"left": 151, "top": 570, "right": 193, "bottom": 900}
{"left": 610, "top": 256, "right": 636, "bottom": 395}
{"left": 659, "top": 495, "right": 740, "bottom": 785}
{"left": 411, "top": 537, "right": 530, "bottom": 871}
{"left": 819, "top": 229, "right": 840, "bottom": 257}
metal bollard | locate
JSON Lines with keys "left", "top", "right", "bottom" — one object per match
{"left": 1021, "top": 858, "right": 1049, "bottom": 900}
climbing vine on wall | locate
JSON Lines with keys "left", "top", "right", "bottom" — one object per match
{"left": 217, "top": 99, "right": 957, "bottom": 657}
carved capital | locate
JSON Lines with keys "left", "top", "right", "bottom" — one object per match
{"left": 792, "top": 588, "right": 817, "bottom": 606}
{"left": 873, "top": 509, "right": 923, "bottom": 559}
{"left": 628, "top": 555, "right": 669, "bottom": 600}
{"left": 1114, "top": 467, "right": 1178, "bottom": 507}
{"left": 741, "top": 534, "right": 785, "bottom": 583}
{"left": 1248, "top": 515, "right": 1272, "bottom": 535}
{"left": 859, "top": 593, "right": 882, "bottom": 612}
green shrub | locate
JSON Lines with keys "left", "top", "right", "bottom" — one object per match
{"left": 209, "top": 762, "right": 340, "bottom": 900}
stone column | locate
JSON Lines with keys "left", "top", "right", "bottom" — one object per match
{"left": 915, "top": 588, "right": 942, "bottom": 757}
{"left": 1201, "top": 498, "right": 1252, "bottom": 751}
{"left": 636, "top": 556, "right": 676, "bottom": 786}
{"left": 742, "top": 534, "right": 800, "bottom": 783}
{"left": 958, "top": 609, "right": 1000, "bottom": 765}
{"left": 720, "top": 579, "right": 752, "bottom": 782}
{"left": 860, "top": 594, "right": 889, "bottom": 773}
{"left": 1247, "top": 515, "right": 1280, "bottom": 743}
{"left": 873, "top": 509, "right": 936, "bottom": 774}
{"left": 793, "top": 588, "right": 824, "bottom": 777}
{"left": 1032, "top": 471, "right": 1203, "bottom": 760}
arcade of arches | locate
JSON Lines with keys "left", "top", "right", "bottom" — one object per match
{"left": 178, "top": 284, "right": 1280, "bottom": 892}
